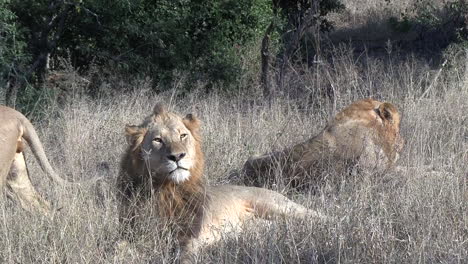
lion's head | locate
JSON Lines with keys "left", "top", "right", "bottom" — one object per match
{"left": 124, "top": 104, "right": 204, "bottom": 185}
{"left": 334, "top": 98, "right": 404, "bottom": 165}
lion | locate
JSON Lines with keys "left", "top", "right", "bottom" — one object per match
{"left": 117, "top": 104, "right": 326, "bottom": 262}
{"left": 242, "top": 98, "right": 405, "bottom": 190}
{"left": 0, "top": 105, "right": 70, "bottom": 215}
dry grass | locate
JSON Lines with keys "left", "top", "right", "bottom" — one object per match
{"left": 1, "top": 1, "right": 468, "bottom": 262}
{"left": 2, "top": 49, "right": 467, "bottom": 263}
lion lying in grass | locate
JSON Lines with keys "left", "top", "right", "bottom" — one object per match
{"left": 117, "top": 104, "right": 326, "bottom": 261}
{"left": 242, "top": 98, "right": 405, "bottom": 189}
{"left": 0, "top": 105, "right": 69, "bottom": 215}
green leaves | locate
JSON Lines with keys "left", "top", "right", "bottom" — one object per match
{"left": 0, "top": 0, "right": 29, "bottom": 84}
{"left": 60, "top": 0, "right": 276, "bottom": 89}
{"left": 2, "top": 0, "right": 345, "bottom": 92}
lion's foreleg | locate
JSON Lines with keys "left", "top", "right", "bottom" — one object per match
{"left": 117, "top": 193, "right": 142, "bottom": 240}
{"left": 177, "top": 238, "right": 201, "bottom": 264}
{"left": 6, "top": 152, "right": 51, "bottom": 215}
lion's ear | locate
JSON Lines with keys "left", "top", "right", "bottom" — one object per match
{"left": 125, "top": 125, "right": 147, "bottom": 149}
{"left": 183, "top": 114, "right": 201, "bottom": 134}
{"left": 375, "top": 103, "right": 396, "bottom": 123}
{"left": 153, "top": 103, "right": 166, "bottom": 116}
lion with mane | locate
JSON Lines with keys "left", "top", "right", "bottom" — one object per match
{"left": 117, "top": 104, "right": 326, "bottom": 261}
{"left": 242, "top": 98, "right": 405, "bottom": 189}
{"left": 0, "top": 105, "right": 69, "bottom": 215}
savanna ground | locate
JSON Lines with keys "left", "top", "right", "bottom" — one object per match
{"left": 1, "top": 0, "right": 468, "bottom": 263}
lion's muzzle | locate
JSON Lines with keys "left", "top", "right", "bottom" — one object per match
{"left": 167, "top": 152, "right": 186, "bottom": 162}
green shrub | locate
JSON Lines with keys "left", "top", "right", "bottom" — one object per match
{"left": 0, "top": 0, "right": 28, "bottom": 89}
{"left": 5, "top": 0, "right": 345, "bottom": 95}
{"left": 9, "top": 0, "right": 274, "bottom": 91}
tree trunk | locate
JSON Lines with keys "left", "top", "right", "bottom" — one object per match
{"left": 261, "top": 22, "right": 275, "bottom": 98}
{"left": 5, "top": 80, "right": 18, "bottom": 108}
{"left": 277, "top": 1, "right": 321, "bottom": 90}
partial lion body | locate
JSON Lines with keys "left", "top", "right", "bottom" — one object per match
{"left": 117, "top": 104, "right": 325, "bottom": 262}
{"left": 0, "top": 105, "right": 67, "bottom": 215}
{"left": 178, "top": 184, "right": 316, "bottom": 257}
{"left": 243, "top": 99, "right": 404, "bottom": 189}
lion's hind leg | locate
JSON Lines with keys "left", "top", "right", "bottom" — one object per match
{"left": 243, "top": 151, "right": 286, "bottom": 187}
{"left": 245, "top": 187, "right": 327, "bottom": 221}
{"left": 6, "top": 152, "right": 51, "bottom": 215}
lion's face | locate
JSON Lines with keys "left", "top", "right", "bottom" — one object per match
{"left": 375, "top": 101, "right": 404, "bottom": 163}
{"left": 125, "top": 106, "right": 201, "bottom": 184}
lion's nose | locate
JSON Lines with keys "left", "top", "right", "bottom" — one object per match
{"left": 168, "top": 152, "right": 186, "bottom": 162}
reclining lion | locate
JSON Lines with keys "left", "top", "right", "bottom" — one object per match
{"left": 117, "top": 104, "right": 326, "bottom": 262}
{"left": 0, "top": 105, "right": 69, "bottom": 215}
{"left": 242, "top": 98, "right": 404, "bottom": 189}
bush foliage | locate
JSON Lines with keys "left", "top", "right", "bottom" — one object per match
{"left": 1, "top": 0, "right": 350, "bottom": 96}
{"left": 5, "top": 0, "right": 276, "bottom": 89}
{"left": 0, "top": 0, "right": 28, "bottom": 88}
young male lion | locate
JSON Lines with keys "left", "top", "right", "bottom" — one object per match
{"left": 117, "top": 104, "right": 326, "bottom": 261}
{"left": 0, "top": 105, "right": 69, "bottom": 215}
{"left": 242, "top": 98, "right": 405, "bottom": 189}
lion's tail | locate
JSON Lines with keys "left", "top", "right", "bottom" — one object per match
{"left": 21, "top": 118, "right": 69, "bottom": 186}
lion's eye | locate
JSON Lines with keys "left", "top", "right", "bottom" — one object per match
{"left": 180, "top": 133, "right": 188, "bottom": 140}
{"left": 153, "top": 137, "right": 163, "bottom": 144}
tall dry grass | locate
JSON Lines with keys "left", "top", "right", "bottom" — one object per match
{"left": 1, "top": 1, "right": 467, "bottom": 262}
{"left": 1, "top": 45, "right": 466, "bottom": 263}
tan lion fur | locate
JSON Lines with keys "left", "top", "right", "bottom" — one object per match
{"left": 0, "top": 105, "right": 69, "bottom": 215}
{"left": 242, "top": 98, "right": 405, "bottom": 189}
{"left": 117, "top": 104, "right": 326, "bottom": 261}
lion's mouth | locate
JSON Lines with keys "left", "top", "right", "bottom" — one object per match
{"left": 169, "top": 166, "right": 189, "bottom": 174}
{"left": 167, "top": 166, "right": 191, "bottom": 184}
